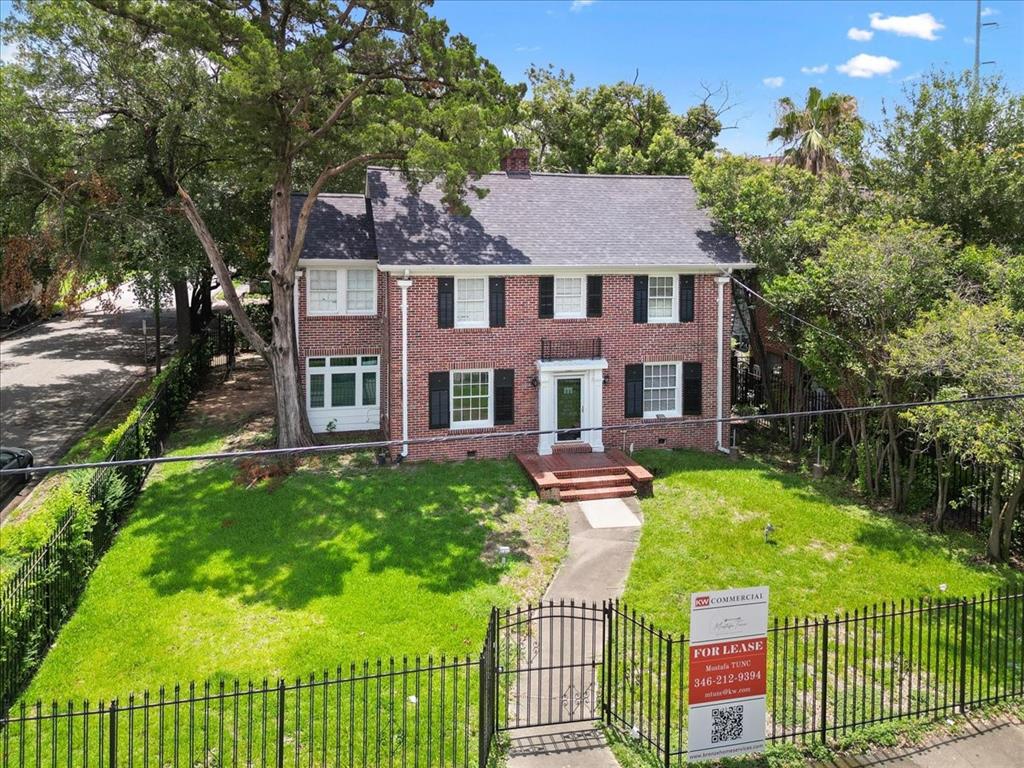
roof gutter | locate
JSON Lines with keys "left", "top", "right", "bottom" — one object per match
{"left": 375, "top": 262, "right": 756, "bottom": 275}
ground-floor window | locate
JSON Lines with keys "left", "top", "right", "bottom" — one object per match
{"left": 307, "top": 355, "right": 379, "bottom": 410}
{"left": 450, "top": 369, "right": 492, "bottom": 428}
{"left": 643, "top": 362, "right": 681, "bottom": 418}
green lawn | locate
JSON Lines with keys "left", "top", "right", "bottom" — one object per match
{"left": 624, "top": 450, "right": 1023, "bottom": 632}
{"left": 23, "top": 421, "right": 566, "bottom": 703}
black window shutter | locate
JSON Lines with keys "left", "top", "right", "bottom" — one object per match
{"left": 683, "top": 363, "right": 702, "bottom": 415}
{"left": 428, "top": 372, "right": 450, "bottom": 429}
{"left": 538, "top": 276, "right": 554, "bottom": 318}
{"left": 625, "top": 364, "right": 644, "bottom": 418}
{"left": 586, "top": 276, "right": 603, "bottom": 317}
{"left": 437, "top": 278, "right": 454, "bottom": 328}
{"left": 488, "top": 277, "right": 506, "bottom": 328}
{"left": 494, "top": 369, "right": 515, "bottom": 425}
{"left": 679, "top": 275, "right": 695, "bottom": 322}
{"left": 633, "top": 275, "right": 648, "bottom": 324}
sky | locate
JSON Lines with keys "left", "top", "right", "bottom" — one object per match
{"left": 2, "top": 1, "right": 1021, "bottom": 156}
{"left": 434, "top": 0, "right": 1024, "bottom": 156}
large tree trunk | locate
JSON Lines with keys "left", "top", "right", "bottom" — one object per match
{"left": 173, "top": 278, "right": 191, "bottom": 353}
{"left": 268, "top": 173, "right": 315, "bottom": 448}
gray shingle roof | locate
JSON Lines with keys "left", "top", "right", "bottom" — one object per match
{"left": 291, "top": 193, "right": 375, "bottom": 261}
{"left": 293, "top": 171, "right": 748, "bottom": 269}
{"left": 365, "top": 168, "right": 746, "bottom": 269}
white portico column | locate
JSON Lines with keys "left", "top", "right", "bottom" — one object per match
{"left": 714, "top": 274, "right": 731, "bottom": 452}
{"left": 397, "top": 274, "right": 413, "bottom": 457}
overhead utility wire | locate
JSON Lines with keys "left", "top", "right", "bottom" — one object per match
{"left": 2, "top": 392, "right": 1022, "bottom": 478}
{"left": 730, "top": 276, "right": 849, "bottom": 345}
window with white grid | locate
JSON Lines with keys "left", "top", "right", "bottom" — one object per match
{"left": 345, "top": 269, "right": 376, "bottom": 314}
{"left": 643, "top": 362, "right": 680, "bottom": 417}
{"left": 450, "top": 370, "right": 492, "bottom": 428}
{"left": 553, "top": 276, "right": 585, "bottom": 318}
{"left": 648, "top": 276, "right": 675, "bottom": 322}
{"left": 455, "top": 278, "right": 488, "bottom": 327}
{"left": 308, "top": 269, "right": 339, "bottom": 314}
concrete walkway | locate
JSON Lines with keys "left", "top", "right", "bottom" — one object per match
{"left": 506, "top": 497, "right": 642, "bottom": 768}
{"left": 816, "top": 716, "right": 1024, "bottom": 768}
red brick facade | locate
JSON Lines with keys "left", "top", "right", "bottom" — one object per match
{"left": 297, "top": 269, "right": 732, "bottom": 461}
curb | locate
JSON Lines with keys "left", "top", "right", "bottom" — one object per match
{"left": 0, "top": 313, "right": 62, "bottom": 342}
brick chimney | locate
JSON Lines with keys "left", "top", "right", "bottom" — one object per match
{"left": 500, "top": 147, "right": 530, "bottom": 175}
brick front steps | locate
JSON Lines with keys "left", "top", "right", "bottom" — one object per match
{"left": 514, "top": 448, "right": 654, "bottom": 502}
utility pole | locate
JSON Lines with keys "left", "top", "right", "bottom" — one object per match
{"left": 974, "top": 0, "right": 981, "bottom": 84}
{"left": 974, "top": 0, "right": 999, "bottom": 87}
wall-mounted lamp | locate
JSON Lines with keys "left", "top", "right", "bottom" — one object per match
{"left": 529, "top": 375, "right": 540, "bottom": 388}
{"left": 602, "top": 373, "right": 610, "bottom": 386}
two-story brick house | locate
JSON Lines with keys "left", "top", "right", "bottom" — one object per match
{"left": 293, "top": 150, "right": 751, "bottom": 465}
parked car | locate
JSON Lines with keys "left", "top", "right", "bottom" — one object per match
{"left": 0, "top": 446, "right": 34, "bottom": 503}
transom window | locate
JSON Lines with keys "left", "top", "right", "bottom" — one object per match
{"left": 553, "top": 276, "right": 585, "bottom": 318}
{"left": 454, "top": 277, "right": 488, "bottom": 327}
{"left": 643, "top": 362, "right": 680, "bottom": 417}
{"left": 648, "top": 276, "right": 676, "bottom": 322}
{"left": 305, "top": 267, "right": 377, "bottom": 316}
{"left": 451, "top": 370, "right": 492, "bottom": 428}
{"left": 307, "top": 355, "right": 379, "bottom": 409}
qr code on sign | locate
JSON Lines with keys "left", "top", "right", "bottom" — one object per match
{"left": 711, "top": 704, "right": 744, "bottom": 744}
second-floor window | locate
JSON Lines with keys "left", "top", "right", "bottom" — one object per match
{"left": 454, "top": 277, "right": 488, "bottom": 328}
{"left": 647, "top": 276, "right": 676, "bottom": 322}
{"left": 553, "top": 277, "right": 585, "bottom": 318}
{"left": 306, "top": 267, "right": 377, "bottom": 316}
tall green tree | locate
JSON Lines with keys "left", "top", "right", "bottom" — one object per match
{"left": 768, "top": 86, "right": 863, "bottom": 176}
{"left": 516, "top": 66, "right": 724, "bottom": 175}
{"left": 889, "top": 299, "right": 1024, "bottom": 559}
{"left": 72, "top": 0, "right": 521, "bottom": 447}
{"left": 873, "top": 71, "right": 1024, "bottom": 252}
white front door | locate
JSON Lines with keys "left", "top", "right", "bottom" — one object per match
{"left": 537, "top": 360, "right": 606, "bottom": 455}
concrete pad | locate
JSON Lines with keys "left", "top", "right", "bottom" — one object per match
{"left": 579, "top": 498, "right": 641, "bottom": 529}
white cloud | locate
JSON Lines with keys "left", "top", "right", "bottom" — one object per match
{"left": 837, "top": 53, "right": 900, "bottom": 78}
{"left": 869, "top": 12, "right": 944, "bottom": 41}
{"left": 763, "top": 76, "right": 785, "bottom": 88}
{"left": 847, "top": 27, "right": 874, "bottom": 42}
{"left": 514, "top": 45, "right": 540, "bottom": 53}
{"left": 800, "top": 64, "right": 829, "bottom": 75}
{"left": 981, "top": 7, "right": 998, "bottom": 17}
{"left": 963, "top": 36, "right": 975, "bottom": 45}
{"left": 570, "top": 0, "right": 595, "bottom": 11}
{"left": 901, "top": 72, "right": 923, "bottom": 82}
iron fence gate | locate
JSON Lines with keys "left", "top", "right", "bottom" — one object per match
{"left": 493, "top": 601, "right": 605, "bottom": 731}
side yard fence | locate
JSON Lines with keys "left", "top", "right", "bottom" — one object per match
{"left": 0, "top": 326, "right": 221, "bottom": 712}
{"left": 2, "top": 589, "right": 1022, "bottom": 767}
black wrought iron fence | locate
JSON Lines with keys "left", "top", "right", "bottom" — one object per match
{"left": 539, "top": 338, "right": 602, "bottom": 362}
{"left": 3, "top": 592, "right": 1022, "bottom": 767}
{"left": 0, "top": 328, "right": 219, "bottom": 711}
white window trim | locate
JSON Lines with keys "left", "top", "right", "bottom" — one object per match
{"left": 642, "top": 361, "right": 682, "bottom": 419}
{"left": 552, "top": 276, "right": 587, "bottom": 319}
{"left": 449, "top": 368, "right": 494, "bottom": 429}
{"left": 306, "top": 355, "right": 380, "bottom": 410}
{"left": 647, "top": 274, "right": 679, "bottom": 324}
{"left": 454, "top": 276, "right": 489, "bottom": 329}
{"left": 305, "top": 268, "right": 377, "bottom": 317}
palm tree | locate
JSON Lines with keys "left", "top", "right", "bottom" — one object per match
{"left": 768, "top": 87, "right": 862, "bottom": 175}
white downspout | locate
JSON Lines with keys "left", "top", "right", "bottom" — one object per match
{"left": 397, "top": 272, "right": 413, "bottom": 458}
{"left": 714, "top": 274, "right": 731, "bottom": 453}
{"left": 293, "top": 270, "right": 303, "bottom": 357}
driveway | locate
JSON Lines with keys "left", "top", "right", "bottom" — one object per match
{"left": 0, "top": 291, "right": 166, "bottom": 468}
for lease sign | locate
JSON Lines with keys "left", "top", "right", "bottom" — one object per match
{"left": 687, "top": 586, "right": 769, "bottom": 763}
